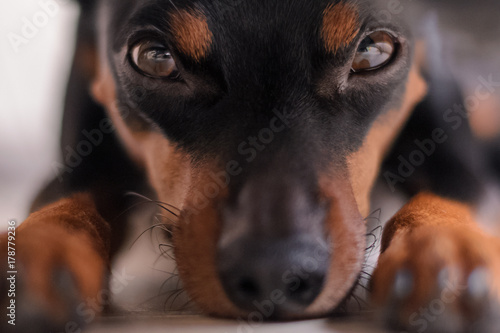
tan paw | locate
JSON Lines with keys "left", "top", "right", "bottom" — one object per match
{"left": 0, "top": 198, "right": 109, "bottom": 333}
{"left": 371, "top": 224, "right": 500, "bottom": 333}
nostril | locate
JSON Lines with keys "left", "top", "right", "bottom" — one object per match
{"left": 238, "top": 277, "right": 260, "bottom": 299}
{"left": 289, "top": 278, "right": 309, "bottom": 293}
{"left": 217, "top": 236, "right": 331, "bottom": 314}
{"left": 286, "top": 275, "right": 324, "bottom": 305}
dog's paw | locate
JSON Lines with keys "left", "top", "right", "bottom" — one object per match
{"left": 0, "top": 220, "right": 107, "bottom": 333}
{"left": 371, "top": 224, "right": 500, "bottom": 333}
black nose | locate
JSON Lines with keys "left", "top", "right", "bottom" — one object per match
{"left": 217, "top": 236, "right": 330, "bottom": 317}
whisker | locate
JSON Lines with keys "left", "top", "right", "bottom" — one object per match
{"left": 358, "top": 270, "right": 373, "bottom": 279}
{"left": 124, "top": 191, "right": 181, "bottom": 217}
{"left": 365, "top": 217, "right": 383, "bottom": 258}
{"left": 154, "top": 213, "right": 177, "bottom": 227}
{"left": 112, "top": 196, "right": 179, "bottom": 230}
{"left": 150, "top": 267, "right": 178, "bottom": 276}
{"left": 159, "top": 274, "right": 180, "bottom": 293}
{"left": 125, "top": 192, "right": 182, "bottom": 212}
{"left": 170, "top": 288, "right": 188, "bottom": 311}
{"left": 119, "top": 192, "right": 187, "bottom": 314}
{"left": 348, "top": 210, "right": 384, "bottom": 315}
{"left": 176, "top": 299, "right": 195, "bottom": 312}
{"left": 153, "top": 244, "right": 176, "bottom": 267}
{"left": 159, "top": 243, "right": 176, "bottom": 261}
{"left": 137, "top": 289, "right": 176, "bottom": 307}
{"left": 129, "top": 223, "right": 170, "bottom": 250}
{"left": 364, "top": 208, "right": 382, "bottom": 222}
{"left": 152, "top": 215, "right": 174, "bottom": 242}
{"left": 357, "top": 276, "right": 371, "bottom": 284}
{"left": 354, "top": 281, "right": 371, "bottom": 293}
{"left": 137, "top": 264, "right": 181, "bottom": 308}
{"left": 151, "top": 226, "right": 170, "bottom": 246}
{"left": 174, "top": 272, "right": 182, "bottom": 290}
{"left": 350, "top": 293, "right": 363, "bottom": 311}
{"left": 164, "top": 288, "right": 185, "bottom": 311}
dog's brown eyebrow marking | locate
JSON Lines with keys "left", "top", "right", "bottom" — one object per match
{"left": 321, "top": 2, "right": 361, "bottom": 53}
{"left": 169, "top": 8, "right": 213, "bottom": 62}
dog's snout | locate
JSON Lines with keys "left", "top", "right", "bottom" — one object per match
{"left": 216, "top": 152, "right": 332, "bottom": 316}
{"left": 217, "top": 237, "right": 330, "bottom": 316}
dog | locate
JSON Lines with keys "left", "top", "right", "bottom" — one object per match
{"left": 2, "top": 0, "right": 500, "bottom": 332}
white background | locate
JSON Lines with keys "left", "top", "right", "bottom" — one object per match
{"left": 0, "top": 0, "right": 80, "bottom": 222}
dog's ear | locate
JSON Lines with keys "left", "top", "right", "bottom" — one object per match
{"left": 48, "top": 0, "right": 143, "bottom": 209}
{"left": 70, "top": 0, "right": 99, "bottom": 81}
{"left": 70, "top": 0, "right": 117, "bottom": 117}
{"left": 381, "top": 13, "right": 486, "bottom": 203}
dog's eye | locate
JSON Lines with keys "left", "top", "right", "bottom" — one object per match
{"left": 352, "top": 31, "right": 395, "bottom": 72}
{"left": 130, "top": 41, "right": 179, "bottom": 78}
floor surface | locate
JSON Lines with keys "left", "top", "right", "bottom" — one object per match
{"left": 85, "top": 315, "right": 388, "bottom": 333}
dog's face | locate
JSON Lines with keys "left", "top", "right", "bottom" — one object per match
{"left": 89, "top": 0, "right": 427, "bottom": 319}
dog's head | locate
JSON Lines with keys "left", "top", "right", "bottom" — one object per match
{"left": 84, "top": 0, "right": 427, "bottom": 319}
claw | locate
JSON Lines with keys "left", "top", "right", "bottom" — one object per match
{"left": 2, "top": 268, "right": 87, "bottom": 333}
{"left": 409, "top": 268, "right": 464, "bottom": 333}
{"left": 464, "top": 268, "right": 500, "bottom": 333}
{"left": 466, "top": 267, "right": 490, "bottom": 302}
{"left": 378, "top": 269, "right": 414, "bottom": 330}
{"left": 437, "top": 268, "right": 451, "bottom": 291}
{"left": 52, "top": 268, "right": 80, "bottom": 304}
{"left": 392, "top": 269, "right": 414, "bottom": 300}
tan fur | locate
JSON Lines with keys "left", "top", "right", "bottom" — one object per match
{"left": 2, "top": 194, "right": 108, "bottom": 320}
{"left": 142, "top": 134, "right": 193, "bottom": 212}
{"left": 169, "top": 8, "right": 213, "bottom": 62}
{"left": 321, "top": 2, "right": 360, "bottom": 54}
{"left": 92, "top": 60, "right": 193, "bottom": 213}
{"left": 372, "top": 193, "right": 500, "bottom": 316}
{"left": 379, "top": 193, "right": 477, "bottom": 253}
{"left": 172, "top": 167, "right": 243, "bottom": 318}
{"left": 347, "top": 58, "right": 428, "bottom": 217}
{"left": 306, "top": 172, "right": 366, "bottom": 315}
{"left": 468, "top": 94, "right": 500, "bottom": 140}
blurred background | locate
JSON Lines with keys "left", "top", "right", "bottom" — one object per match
{"left": 0, "top": 1, "right": 79, "bottom": 223}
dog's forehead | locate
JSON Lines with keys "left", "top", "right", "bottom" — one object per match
{"left": 97, "top": 0, "right": 411, "bottom": 157}
{"left": 103, "top": 0, "right": 390, "bottom": 59}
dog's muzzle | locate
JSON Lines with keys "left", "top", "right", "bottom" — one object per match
{"left": 216, "top": 169, "right": 331, "bottom": 317}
